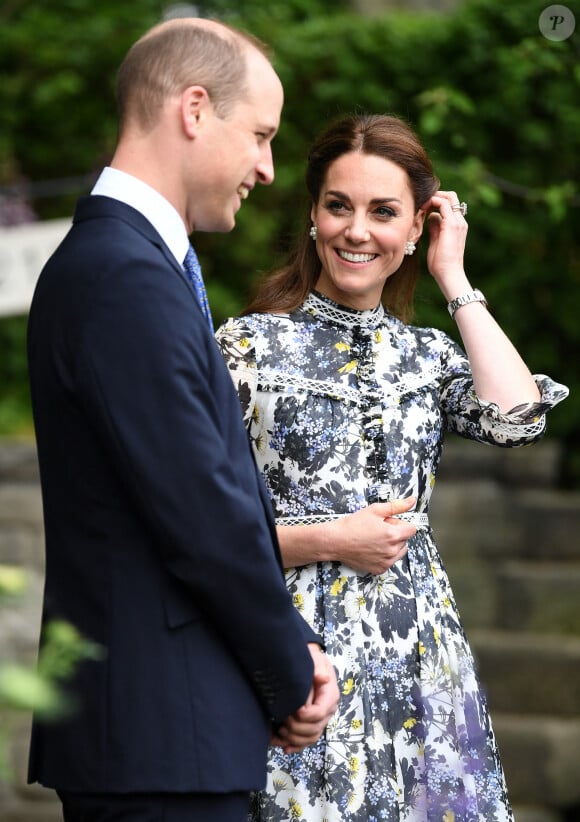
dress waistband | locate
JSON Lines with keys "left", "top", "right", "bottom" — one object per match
{"left": 276, "top": 511, "right": 430, "bottom": 529}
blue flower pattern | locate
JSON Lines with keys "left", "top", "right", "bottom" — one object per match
{"left": 215, "top": 291, "right": 568, "bottom": 822}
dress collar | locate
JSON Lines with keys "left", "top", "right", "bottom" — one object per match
{"left": 302, "top": 290, "right": 385, "bottom": 330}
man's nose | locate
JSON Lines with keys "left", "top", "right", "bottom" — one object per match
{"left": 256, "top": 143, "right": 275, "bottom": 185}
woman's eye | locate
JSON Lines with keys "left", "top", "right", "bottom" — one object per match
{"left": 375, "top": 206, "right": 396, "bottom": 218}
{"left": 327, "top": 200, "right": 347, "bottom": 213}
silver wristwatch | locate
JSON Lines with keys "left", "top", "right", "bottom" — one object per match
{"left": 447, "top": 289, "right": 487, "bottom": 318}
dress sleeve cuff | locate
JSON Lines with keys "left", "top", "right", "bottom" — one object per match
{"left": 476, "top": 374, "right": 569, "bottom": 424}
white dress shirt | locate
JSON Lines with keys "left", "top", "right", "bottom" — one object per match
{"left": 91, "top": 167, "right": 189, "bottom": 266}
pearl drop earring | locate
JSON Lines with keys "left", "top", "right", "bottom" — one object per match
{"left": 309, "top": 224, "right": 318, "bottom": 240}
{"left": 404, "top": 240, "right": 416, "bottom": 256}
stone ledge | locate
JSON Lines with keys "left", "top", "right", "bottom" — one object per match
{"left": 0, "top": 799, "right": 61, "bottom": 822}
{"left": 471, "top": 629, "right": 580, "bottom": 716}
{"left": 0, "top": 441, "right": 39, "bottom": 484}
{"left": 496, "top": 562, "right": 580, "bottom": 636}
{"left": 437, "top": 437, "right": 563, "bottom": 488}
{"left": 0, "top": 527, "right": 45, "bottom": 569}
{"left": 0, "top": 484, "right": 43, "bottom": 528}
{"left": 514, "top": 489, "right": 580, "bottom": 561}
{"left": 0, "top": 570, "right": 43, "bottom": 656}
{"left": 493, "top": 714, "right": 580, "bottom": 807}
{"left": 512, "top": 806, "right": 565, "bottom": 822}
{"left": 429, "top": 478, "right": 520, "bottom": 559}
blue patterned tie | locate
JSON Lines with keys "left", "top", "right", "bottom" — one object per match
{"left": 183, "top": 244, "right": 214, "bottom": 331}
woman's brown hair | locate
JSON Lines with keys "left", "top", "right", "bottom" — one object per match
{"left": 243, "top": 112, "right": 439, "bottom": 322}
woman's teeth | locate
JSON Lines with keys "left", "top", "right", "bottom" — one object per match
{"left": 338, "top": 250, "right": 376, "bottom": 263}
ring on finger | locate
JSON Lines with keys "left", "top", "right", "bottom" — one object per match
{"left": 451, "top": 201, "right": 468, "bottom": 216}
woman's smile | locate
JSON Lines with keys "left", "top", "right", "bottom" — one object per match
{"left": 312, "top": 151, "right": 423, "bottom": 309}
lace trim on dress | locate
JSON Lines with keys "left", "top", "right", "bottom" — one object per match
{"left": 256, "top": 363, "right": 443, "bottom": 405}
{"left": 303, "top": 290, "right": 385, "bottom": 329}
{"left": 256, "top": 371, "right": 360, "bottom": 404}
{"left": 276, "top": 511, "right": 430, "bottom": 529}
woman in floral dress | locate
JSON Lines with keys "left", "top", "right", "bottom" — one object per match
{"left": 215, "top": 114, "right": 568, "bottom": 821}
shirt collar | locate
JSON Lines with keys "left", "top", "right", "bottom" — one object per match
{"left": 91, "top": 167, "right": 189, "bottom": 265}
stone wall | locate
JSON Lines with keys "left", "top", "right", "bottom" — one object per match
{"left": 1, "top": 437, "right": 579, "bottom": 822}
{"left": 0, "top": 442, "right": 59, "bottom": 822}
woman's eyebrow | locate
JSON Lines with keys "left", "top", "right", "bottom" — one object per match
{"left": 323, "top": 189, "right": 402, "bottom": 205}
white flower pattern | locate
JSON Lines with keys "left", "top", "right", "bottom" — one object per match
{"left": 216, "top": 291, "right": 568, "bottom": 822}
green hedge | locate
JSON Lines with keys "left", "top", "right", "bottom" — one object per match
{"left": 1, "top": 0, "right": 578, "bottom": 482}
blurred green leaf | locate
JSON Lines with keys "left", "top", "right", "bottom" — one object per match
{"left": 0, "top": 664, "right": 64, "bottom": 715}
{"left": 38, "top": 619, "right": 105, "bottom": 682}
{"left": 0, "top": 565, "right": 27, "bottom": 598}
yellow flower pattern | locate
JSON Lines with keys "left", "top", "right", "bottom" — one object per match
{"left": 330, "top": 576, "right": 347, "bottom": 596}
{"left": 342, "top": 677, "right": 355, "bottom": 696}
{"left": 338, "top": 360, "right": 357, "bottom": 374}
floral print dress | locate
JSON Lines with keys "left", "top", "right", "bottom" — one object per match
{"left": 215, "top": 291, "right": 568, "bottom": 822}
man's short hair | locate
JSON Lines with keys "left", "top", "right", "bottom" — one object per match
{"left": 116, "top": 22, "right": 266, "bottom": 133}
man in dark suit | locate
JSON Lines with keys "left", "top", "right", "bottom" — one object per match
{"left": 27, "top": 17, "right": 338, "bottom": 822}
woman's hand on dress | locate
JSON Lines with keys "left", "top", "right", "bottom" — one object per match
{"left": 329, "top": 497, "right": 417, "bottom": 575}
{"left": 423, "top": 190, "right": 470, "bottom": 299}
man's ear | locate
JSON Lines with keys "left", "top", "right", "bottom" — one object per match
{"left": 180, "top": 85, "right": 211, "bottom": 139}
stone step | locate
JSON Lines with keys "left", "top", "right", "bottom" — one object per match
{"left": 430, "top": 477, "right": 521, "bottom": 561}
{"left": 0, "top": 483, "right": 45, "bottom": 571}
{"left": 496, "top": 561, "right": 580, "bottom": 636}
{"left": 0, "top": 482, "right": 43, "bottom": 528}
{"left": 514, "top": 488, "right": 580, "bottom": 562}
{"left": 511, "top": 807, "right": 566, "bottom": 822}
{"left": 471, "top": 630, "right": 580, "bottom": 716}
{"left": 431, "top": 484, "right": 580, "bottom": 565}
{"left": 437, "top": 437, "right": 564, "bottom": 489}
{"left": 493, "top": 714, "right": 580, "bottom": 808}
{"left": 0, "top": 801, "right": 61, "bottom": 822}
{"left": 0, "top": 440, "right": 39, "bottom": 484}
{"left": 1, "top": 714, "right": 61, "bottom": 820}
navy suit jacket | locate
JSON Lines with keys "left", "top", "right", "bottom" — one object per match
{"left": 27, "top": 195, "right": 317, "bottom": 793}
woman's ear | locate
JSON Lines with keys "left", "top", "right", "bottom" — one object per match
{"left": 410, "top": 208, "right": 427, "bottom": 244}
{"left": 180, "top": 85, "right": 210, "bottom": 139}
